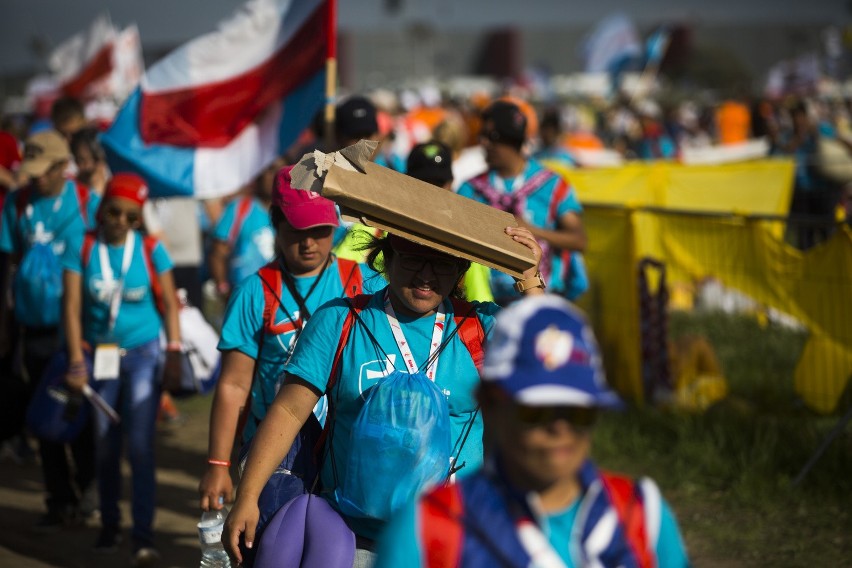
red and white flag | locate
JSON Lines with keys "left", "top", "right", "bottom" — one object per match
{"left": 48, "top": 13, "right": 117, "bottom": 99}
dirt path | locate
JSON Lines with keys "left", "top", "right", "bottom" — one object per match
{"left": 0, "top": 395, "right": 216, "bottom": 568}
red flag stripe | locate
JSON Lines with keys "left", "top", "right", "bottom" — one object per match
{"left": 139, "top": 1, "right": 327, "bottom": 148}
{"left": 61, "top": 43, "right": 114, "bottom": 98}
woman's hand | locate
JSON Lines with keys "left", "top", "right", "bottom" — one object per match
{"left": 65, "top": 359, "right": 88, "bottom": 392}
{"left": 223, "top": 496, "right": 260, "bottom": 565}
{"left": 199, "top": 465, "right": 234, "bottom": 511}
{"left": 162, "top": 349, "right": 183, "bottom": 393}
{"left": 505, "top": 226, "right": 543, "bottom": 281}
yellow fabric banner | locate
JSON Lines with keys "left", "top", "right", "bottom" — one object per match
{"left": 546, "top": 159, "right": 796, "bottom": 216}
{"left": 581, "top": 204, "right": 852, "bottom": 414}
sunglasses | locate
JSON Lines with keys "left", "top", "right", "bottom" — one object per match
{"left": 512, "top": 405, "right": 598, "bottom": 430}
{"left": 103, "top": 207, "right": 141, "bottom": 224}
{"left": 396, "top": 252, "right": 463, "bottom": 276}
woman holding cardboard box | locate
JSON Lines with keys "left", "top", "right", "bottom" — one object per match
{"left": 224, "top": 225, "right": 544, "bottom": 567}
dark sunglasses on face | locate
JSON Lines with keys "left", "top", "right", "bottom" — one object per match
{"left": 396, "top": 252, "right": 463, "bottom": 276}
{"left": 512, "top": 405, "right": 598, "bottom": 430}
{"left": 104, "top": 207, "right": 140, "bottom": 224}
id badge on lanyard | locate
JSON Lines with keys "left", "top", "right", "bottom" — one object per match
{"left": 93, "top": 232, "right": 135, "bottom": 381}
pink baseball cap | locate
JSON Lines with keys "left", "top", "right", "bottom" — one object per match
{"left": 272, "top": 165, "right": 339, "bottom": 229}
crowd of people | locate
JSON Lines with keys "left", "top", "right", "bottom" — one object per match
{"left": 16, "top": 83, "right": 840, "bottom": 567}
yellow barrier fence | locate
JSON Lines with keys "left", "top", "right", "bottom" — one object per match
{"left": 547, "top": 158, "right": 849, "bottom": 413}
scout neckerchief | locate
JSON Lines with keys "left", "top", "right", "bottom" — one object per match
{"left": 383, "top": 290, "right": 447, "bottom": 381}
{"left": 98, "top": 229, "right": 136, "bottom": 334}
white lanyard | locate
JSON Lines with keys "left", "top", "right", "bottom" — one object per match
{"left": 98, "top": 230, "right": 136, "bottom": 333}
{"left": 383, "top": 291, "right": 447, "bottom": 381}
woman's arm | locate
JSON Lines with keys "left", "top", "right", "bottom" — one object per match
{"left": 62, "top": 269, "right": 88, "bottom": 391}
{"left": 223, "top": 376, "right": 321, "bottom": 564}
{"left": 198, "top": 349, "right": 255, "bottom": 511}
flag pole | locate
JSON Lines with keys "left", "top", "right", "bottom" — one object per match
{"left": 323, "top": 0, "right": 337, "bottom": 149}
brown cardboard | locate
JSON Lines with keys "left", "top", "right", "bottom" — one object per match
{"left": 319, "top": 155, "right": 536, "bottom": 279}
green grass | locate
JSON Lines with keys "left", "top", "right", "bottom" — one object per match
{"left": 590, "top": 310, "right": 852, "bottom": 566}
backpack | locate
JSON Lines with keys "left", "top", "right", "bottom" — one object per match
{"left": 420, "top": 471, "right": 655, "bottom": 568}
{"left": 25, "top": 348, "right": 94, "bottom": 443}
{"left": 12, "top": 181, "right": 91, "bottom": 327}
{"left": 330, "top": 295, "right": 485, "bottom": 522}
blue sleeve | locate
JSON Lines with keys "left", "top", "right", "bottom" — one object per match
{"left": 0, "top": 193, "right": 19, "bottom": 253}
{"left": 212, "top": 201, "right": 237, "bottom": 242}
{"left": 85, "top": 192, "right": 101, "bottom": 229}
{"left": 656, "top": 499, "right": 690, "bottom": 568}
{"left": 61, "top": 233, "right": 84, "bottom": 274}
{"left": 151, "top": 240, "right": 174, "bottom": 274}
{"left": 217, "top": 276, "right": 264, "bottom": 358}
{"left": 555, "top": 182, "right": 583, "bottom": 218}
{"left": 374, "top": 499, "right": 424, "bottom": 568}
{"left": 359, "top": 262, "right": 386, "bottom": 294}
{"left": 282, "top": 297, "right": 350, "bottom": 392}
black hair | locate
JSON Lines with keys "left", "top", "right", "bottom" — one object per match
{"left": 70, "top": 127, "right": 105, "bottom": 162}
{"left": 50, "top": 96, "right": 85, "bottom": 126}
{"left": 355, "top": 232, "right": 471, "bottom": 299}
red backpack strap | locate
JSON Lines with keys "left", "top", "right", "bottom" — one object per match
{"left": 142, "top": 235, "right": 165, "bottom": 315}
{"left": 313, "top": 293, "right": 372, "bottom": 456}
{"left": 547, "top": 176, "right": 571, "bottom": 225}
{"left": 258, "top": 262, "right": 303, "bottom": 336}
{"left": 80, "top": 231, "right": 98, "bottom": 268}
{"left": 73, "top": 180, "right": 90, "bottom": 226}
{"left": 335, "top": 257, "right": 363, "bottom": 298}
{"left": 600, "top": 472, "right": 653, "bottom": 568}
{"left": 450, "top": 297, "right": 486, "bottom": 372}
{"left": 420, "top": 484, "right": 465, "bottom": 568}
{"left": 228, "top": 196, "right": 253, "bottom": 245}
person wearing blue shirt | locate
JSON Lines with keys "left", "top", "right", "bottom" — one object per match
{"left": 223, "top": 227, "right": 545, "bottom": 568}
{"left": 457, "top": 100, "right": 589, "bottom": 304}
{"left": 62, "top": 173, "right": 182, "bottom": 565}
{"left": 0, "top": 129, "right": 101, "bottom": 531}
{"left": 374, "top": 296, "right": 690, "bottom": 568}
{"left": 199, "top": 166, "right": 384, "bottom": 518}
{"left": 208, "top": 159, "right": 282, "bottom": 298}
{"left": 533, "top": 108, "right": 578, "bottom": 167}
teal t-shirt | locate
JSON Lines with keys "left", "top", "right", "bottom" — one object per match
{"left": 374, "top": 482, "right": 689, "bottom": 568}
{"left": 457, "top": 159, "right": 587, "bottom": 300}
{"left": 212, "top": 197, "right": 275, "bottom": 287}
{"left": 217, "top": 257, "right": 384, "bottom": 441}
{"left": 62, "top": 230, "right": 173, "bottom": 349}
{"left": 283, "top": 289, "right": 499, "bottom": 540}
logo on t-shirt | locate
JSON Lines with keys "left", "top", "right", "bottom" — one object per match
{"left": 358, "top": 354, "right": 396, "bottom": 399}
{"left": 273, "top": 310, "right": 301, "bottom": 354}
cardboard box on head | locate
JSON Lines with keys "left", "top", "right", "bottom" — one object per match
{"left": 290, "top": 140, "right": 536, "bottom": 279}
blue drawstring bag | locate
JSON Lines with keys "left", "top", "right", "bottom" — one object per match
{"left": 14, "top": 242, "right": 63, "bottom": 327}
{"left": 26, "top": 350, "right": 93, "bottom": 443}
{"left": 335, "top": 370, "right": 451, "bottom": 521}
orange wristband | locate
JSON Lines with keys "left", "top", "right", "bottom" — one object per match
{"left": 207, "top": 459, "right": 231, "bottom": 467}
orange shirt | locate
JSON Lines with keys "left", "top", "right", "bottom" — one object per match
{"left": 716, "top": 101, "right": 751, "bottom": 145}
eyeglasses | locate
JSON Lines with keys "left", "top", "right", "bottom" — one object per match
{"left": 396, "top": 252, "right": 463, "bottom": 276}
{"left": 512, "top": 405, "right": 598, "bottom": 430}
{"left": 104, "top": 207, "right": 141, "bottom": 224}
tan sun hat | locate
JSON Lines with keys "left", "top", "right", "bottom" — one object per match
{"left": 20, "top": 130, "right": 70, "bottom": 178}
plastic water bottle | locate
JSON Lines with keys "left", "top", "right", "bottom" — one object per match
{"left": 198, "top": 507, "right": 231, "bottom": 568}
